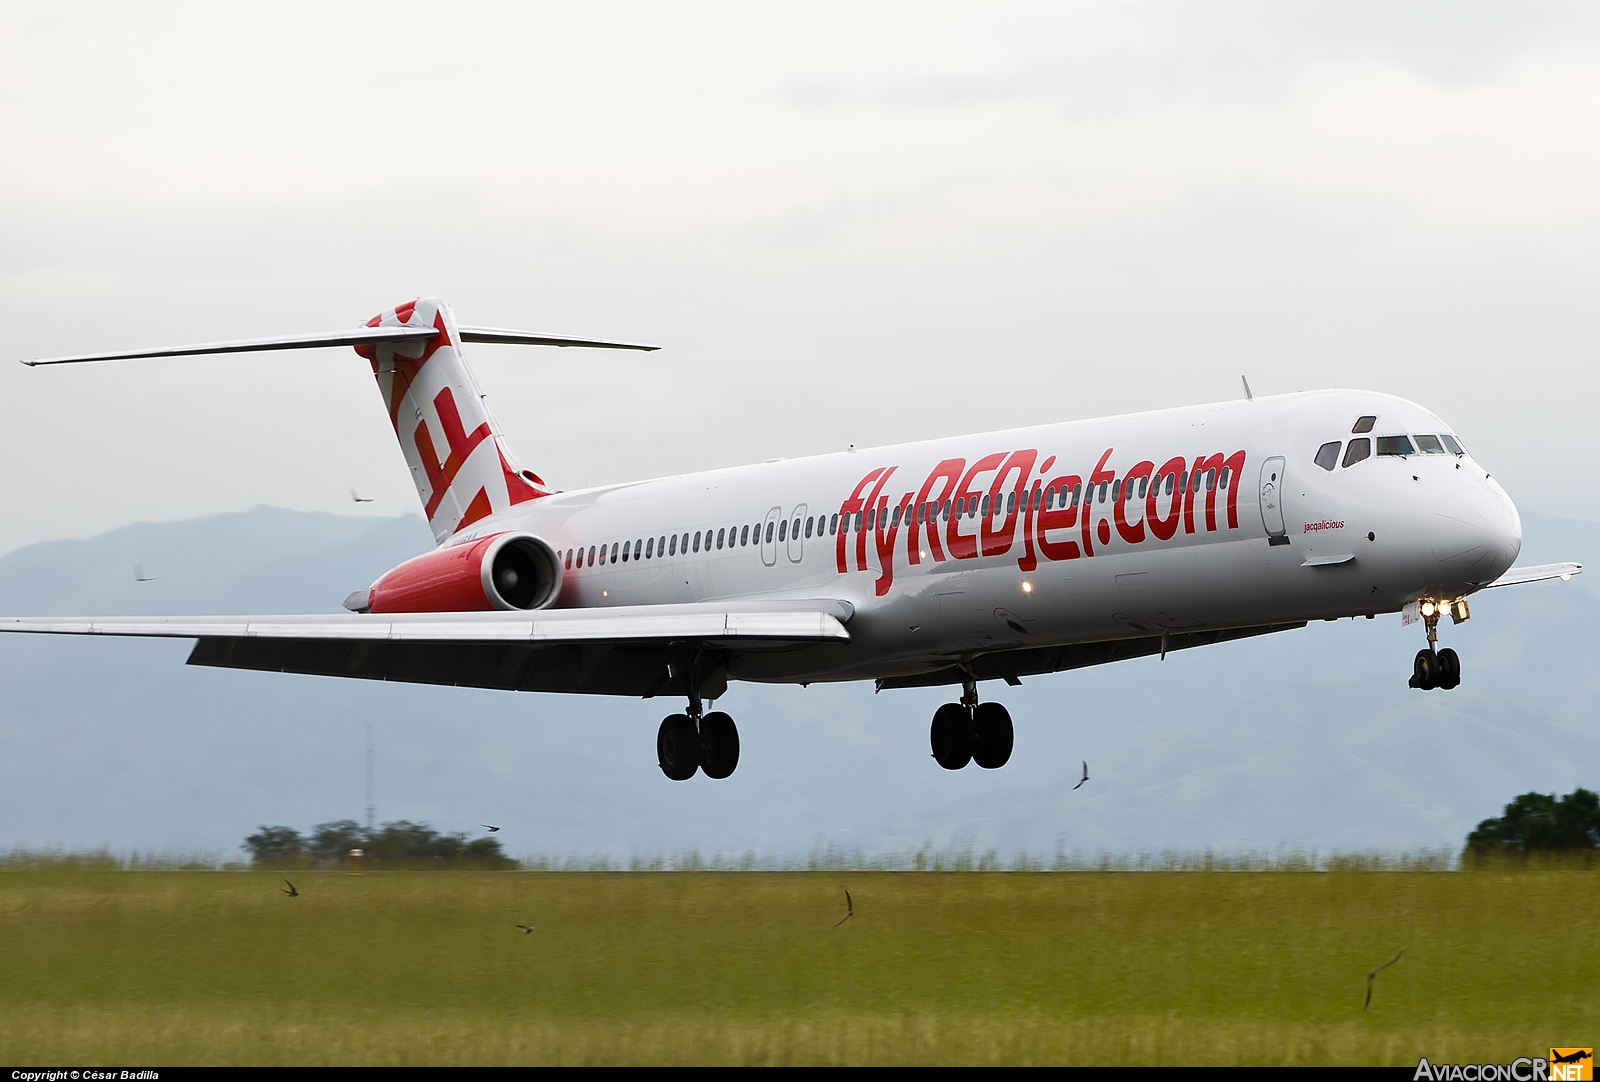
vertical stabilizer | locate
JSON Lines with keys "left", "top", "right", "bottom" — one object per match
{"left": 356, "top": 298, "right": 548, "bottom": 542}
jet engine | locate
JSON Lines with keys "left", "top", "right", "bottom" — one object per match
{"left": 366, "top": 532, "right": 562, "bottom": 613}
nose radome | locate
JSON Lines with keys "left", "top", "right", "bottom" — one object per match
{"left": 1431, "top": 489, "right": 1520, "bottom": 585}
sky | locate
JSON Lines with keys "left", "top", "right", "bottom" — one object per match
{"left": 2, "top": 2, "right": 1599, "bottom": 554}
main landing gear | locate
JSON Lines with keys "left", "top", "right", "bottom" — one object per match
{"left": 656, "top": 688, "right": 740, "bottom": 780}
{"left": 930, "top": 675, "right": 1014, "bottom": 770}
{"left": 1408, "top": 601, "right": 1462, "bottom": 691}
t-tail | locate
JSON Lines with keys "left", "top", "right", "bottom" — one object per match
{"left": 19, "top": 296, "right": 658, "bottom": 544}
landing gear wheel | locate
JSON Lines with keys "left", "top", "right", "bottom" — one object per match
{"left": 656, "top": 714, "right": 700, "bottom": 780}
{"left": 1409, "top": 649, "right": 1439, "bottom": 691}
{"left": 972, "top": 702, "right": 1014, "bottom": 769}
{"left": 1437, "top": 648, "right": 1461, "bottom": 690}
{"left": 930, "top": 702, "right": 974, "bottom": 770}
{"left": 699, "top": 711, "right": 740, "bottom": 779}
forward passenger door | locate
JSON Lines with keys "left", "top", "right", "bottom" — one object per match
{"left": 1260, "top": 456, "right": 1288, "bottom": 544}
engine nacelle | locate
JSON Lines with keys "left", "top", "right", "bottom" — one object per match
{"left": 367, "top": 532, "right": 562, "bottom": 614}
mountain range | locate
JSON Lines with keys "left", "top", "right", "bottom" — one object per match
{"left": 0, "top": 507, "right": 1593, "bottom": 862}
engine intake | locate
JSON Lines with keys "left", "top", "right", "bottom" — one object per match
{"left": 367, "top": 532, "right": 562, "bottom": 614}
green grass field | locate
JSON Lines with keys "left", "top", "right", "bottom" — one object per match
{"left": 0, "top": 866, "right": 1593, "bottom": 1065}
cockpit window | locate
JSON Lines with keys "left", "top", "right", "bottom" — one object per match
{"left": 1314, "top": 441, "right": 1340, "bottom": 471}
{"left": 1439, "top": 434, "right": 1465, "bottom": 455}
{"left": 1376, "top": 435, "right": 1414, "bottom": 456}
{"left": 1343, "top": 438, "right": 1371, "bottom": 467}
{"left": 1414, "top": 435, "right": 1446, "bottom": 454}
{"left": 1352, "top": 415, "right": 1376, "bottom": 434}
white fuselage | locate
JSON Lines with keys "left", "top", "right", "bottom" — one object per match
{"left": 446, "top": 389, "right": 1521, "bottom": 686}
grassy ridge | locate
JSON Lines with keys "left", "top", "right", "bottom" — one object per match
{"left": 0, "top": 868, "right": 1593, "bottom": 1065}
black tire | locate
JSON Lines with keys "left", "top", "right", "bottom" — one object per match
{"left": 1410, "top": 649, "right": 1438, "bottom": 691}
{"left": 972, "top": 702, "right": 1014, "bottom": 769}
{"left": 699, "top": 711, "right": 740, "bottom": 779}
{"left": 656, "top": 714, "right": 700, "bottom": 780}
{"left": 930, "top": 702, "right": 973, "bottom": 770}
{"left": 1437, "top": 648, "right": 1461, "bottom": 690}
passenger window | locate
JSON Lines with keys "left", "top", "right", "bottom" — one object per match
{"left": 1005, "top": 492, "right": 1016, "bottom": 515}
{"left": 805, "top": 516, "right": 813, "bottom": 537}
{"left": 828, "top": 515, "right": 837, "bottom": 536}
{"left": 942, "top": 499, "right": 952, "bottom": 519}
{"left": 1138, "top": 477, "right": 1148, "bottom": 499}
{"left": 605, "top": 543, "right": 615, "bottom": 563}
{"left": 716, "top": 528, "right": 725, "bottom": 549}
{"left": 765, "top": 521, "right": 774, "bottom": 543}
{"left": 1177, "top": 471, "right": 1187, "bottom": 494}
{"left": 981, "top": 495, "right": 990, "bottom": 516}
{"left": 1207, "top": 470, "right": 1216, "bottom": 491}
{"left": 1376, "top": 435, "right": 1414, "bottom": 456}
{"left": 1343, "top": 438, "right": 1371, "bottom": 467}
{"left": 693, "top": 532, "right": 701, "bottom": 553}
{"left": 1314, "top": 442, "right": 1340, "bottom": 471}
{"left": 1414, "top": 434, "right": 1446, "bottom": 454}
{"left": 681, "top": 533, "right": 689, "bottom": 553}
{"left": 1033, "top": 488, "right": 1043, "bottom": 511}
{"left": 792, "top": 517, "right": 801, "bottom": 537}
{"left": 1352, "top": 415, "right": 1376, "bottom": 434}
{"left": 1220, "top": 468, "right": 1230, "bottom": 488}
{"left": 621, "top": 542, "right": 630, "bottom": 562}
{"left": 587, "top": 545, "right": 596, "bottom": 566}
{"left": 1440, "top": 434, "right": 1465, "bottom": 455}
{"left": 1072, "top": 483, "right": 1082, "bottom": 506}
{"left": 634, "top": 539, "right": 642, "bottom": 559}
{"left": 645, "top": 538, "right": 654, "bottom": 559}
{"left": 1111, "top": 480, "right": 1121, "bottom": 503}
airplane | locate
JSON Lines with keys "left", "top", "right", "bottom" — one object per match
{"left": 3, "top": 297, "right": 1581, "bottom": 781}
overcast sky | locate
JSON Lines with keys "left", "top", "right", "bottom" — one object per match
{"left": 2, "top": 2, "right": 1597, "bottom": 554}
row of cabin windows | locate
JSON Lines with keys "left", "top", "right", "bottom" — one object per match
{"left": 1312, "top": 432, "right": 1465, "bottom": 472}
{"left": 557, "top": 466, "right": 1235, "bottom": 571}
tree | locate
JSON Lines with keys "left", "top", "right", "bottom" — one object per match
{"left": 1465, "top": 788, "right": 1600, "bottom": 858}
{"left": 243, "top": 826, "right": 307, "bottom": 867}
{"left": 309, "top": 819, "right": 365, "bottom": 866}
{"left": 244, "top": 819, "right": 517, "bottom": 869}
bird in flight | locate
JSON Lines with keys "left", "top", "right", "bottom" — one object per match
{"left": 1073, "top": 761, "right": 1089, "bottom": 790}
{"left": 281, "top": 880, "right": 299, "bottom": 897}
{"left": 833, "top": 889, "right": 854, "bottom": 927}
{"left": 515, "top": 924, "right": 535, "bottom": 934}
{"left": 133, "top": 565, "right": 155, "bottom": 582}
{"left": 349, "top": 487, "right": 374, "bottom": 503}
{"left": 482, "top": 824, "right": 500, "bottom": 832}
{"left": 1364, "top": 949, "right": 1403, "bottom": 1010}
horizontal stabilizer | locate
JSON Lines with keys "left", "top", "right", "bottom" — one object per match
{"left": 21, "top": 324, "right": 657, "bottom": 366}
{"left": 0, "top": 600, "right": 851, "bottom": 646}
{"left": 1481, "top": 562, "right": 1583, "bottom": 588}
{"left": 20, "top": 326, "right": 439, "bottom": 366}
{"left": 459, "top": 327, "right": 658, "bottom": 350}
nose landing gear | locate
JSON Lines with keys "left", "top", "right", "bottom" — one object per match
{"left": 1408, "top": 602, "right": 1463, "bottom": 691}
{"left": 930, "top": 675, "right": 1014, "bottom": 770}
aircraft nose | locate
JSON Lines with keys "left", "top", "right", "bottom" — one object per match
{"left": 1430, "top": 485, "right": 1521, "bottom": 586}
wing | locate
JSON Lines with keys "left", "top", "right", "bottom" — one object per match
{"left": 0, "top": 600, "right": 850, "bottom": 698}
{"left": 1479, "top": 562, "right": 1582, "bottom": 588}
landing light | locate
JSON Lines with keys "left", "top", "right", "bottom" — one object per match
{"left": 1022, "top": 581, "right": 1033, "bottom": 594}
{"left": 1562, "top": 573, "right": 1573, "bottom": 581}
{"left": 602, "top": 589, "right": 609, "bottom": 598}
{"left": 1420, "top": 601, "right": 1436, "bottom": 617}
